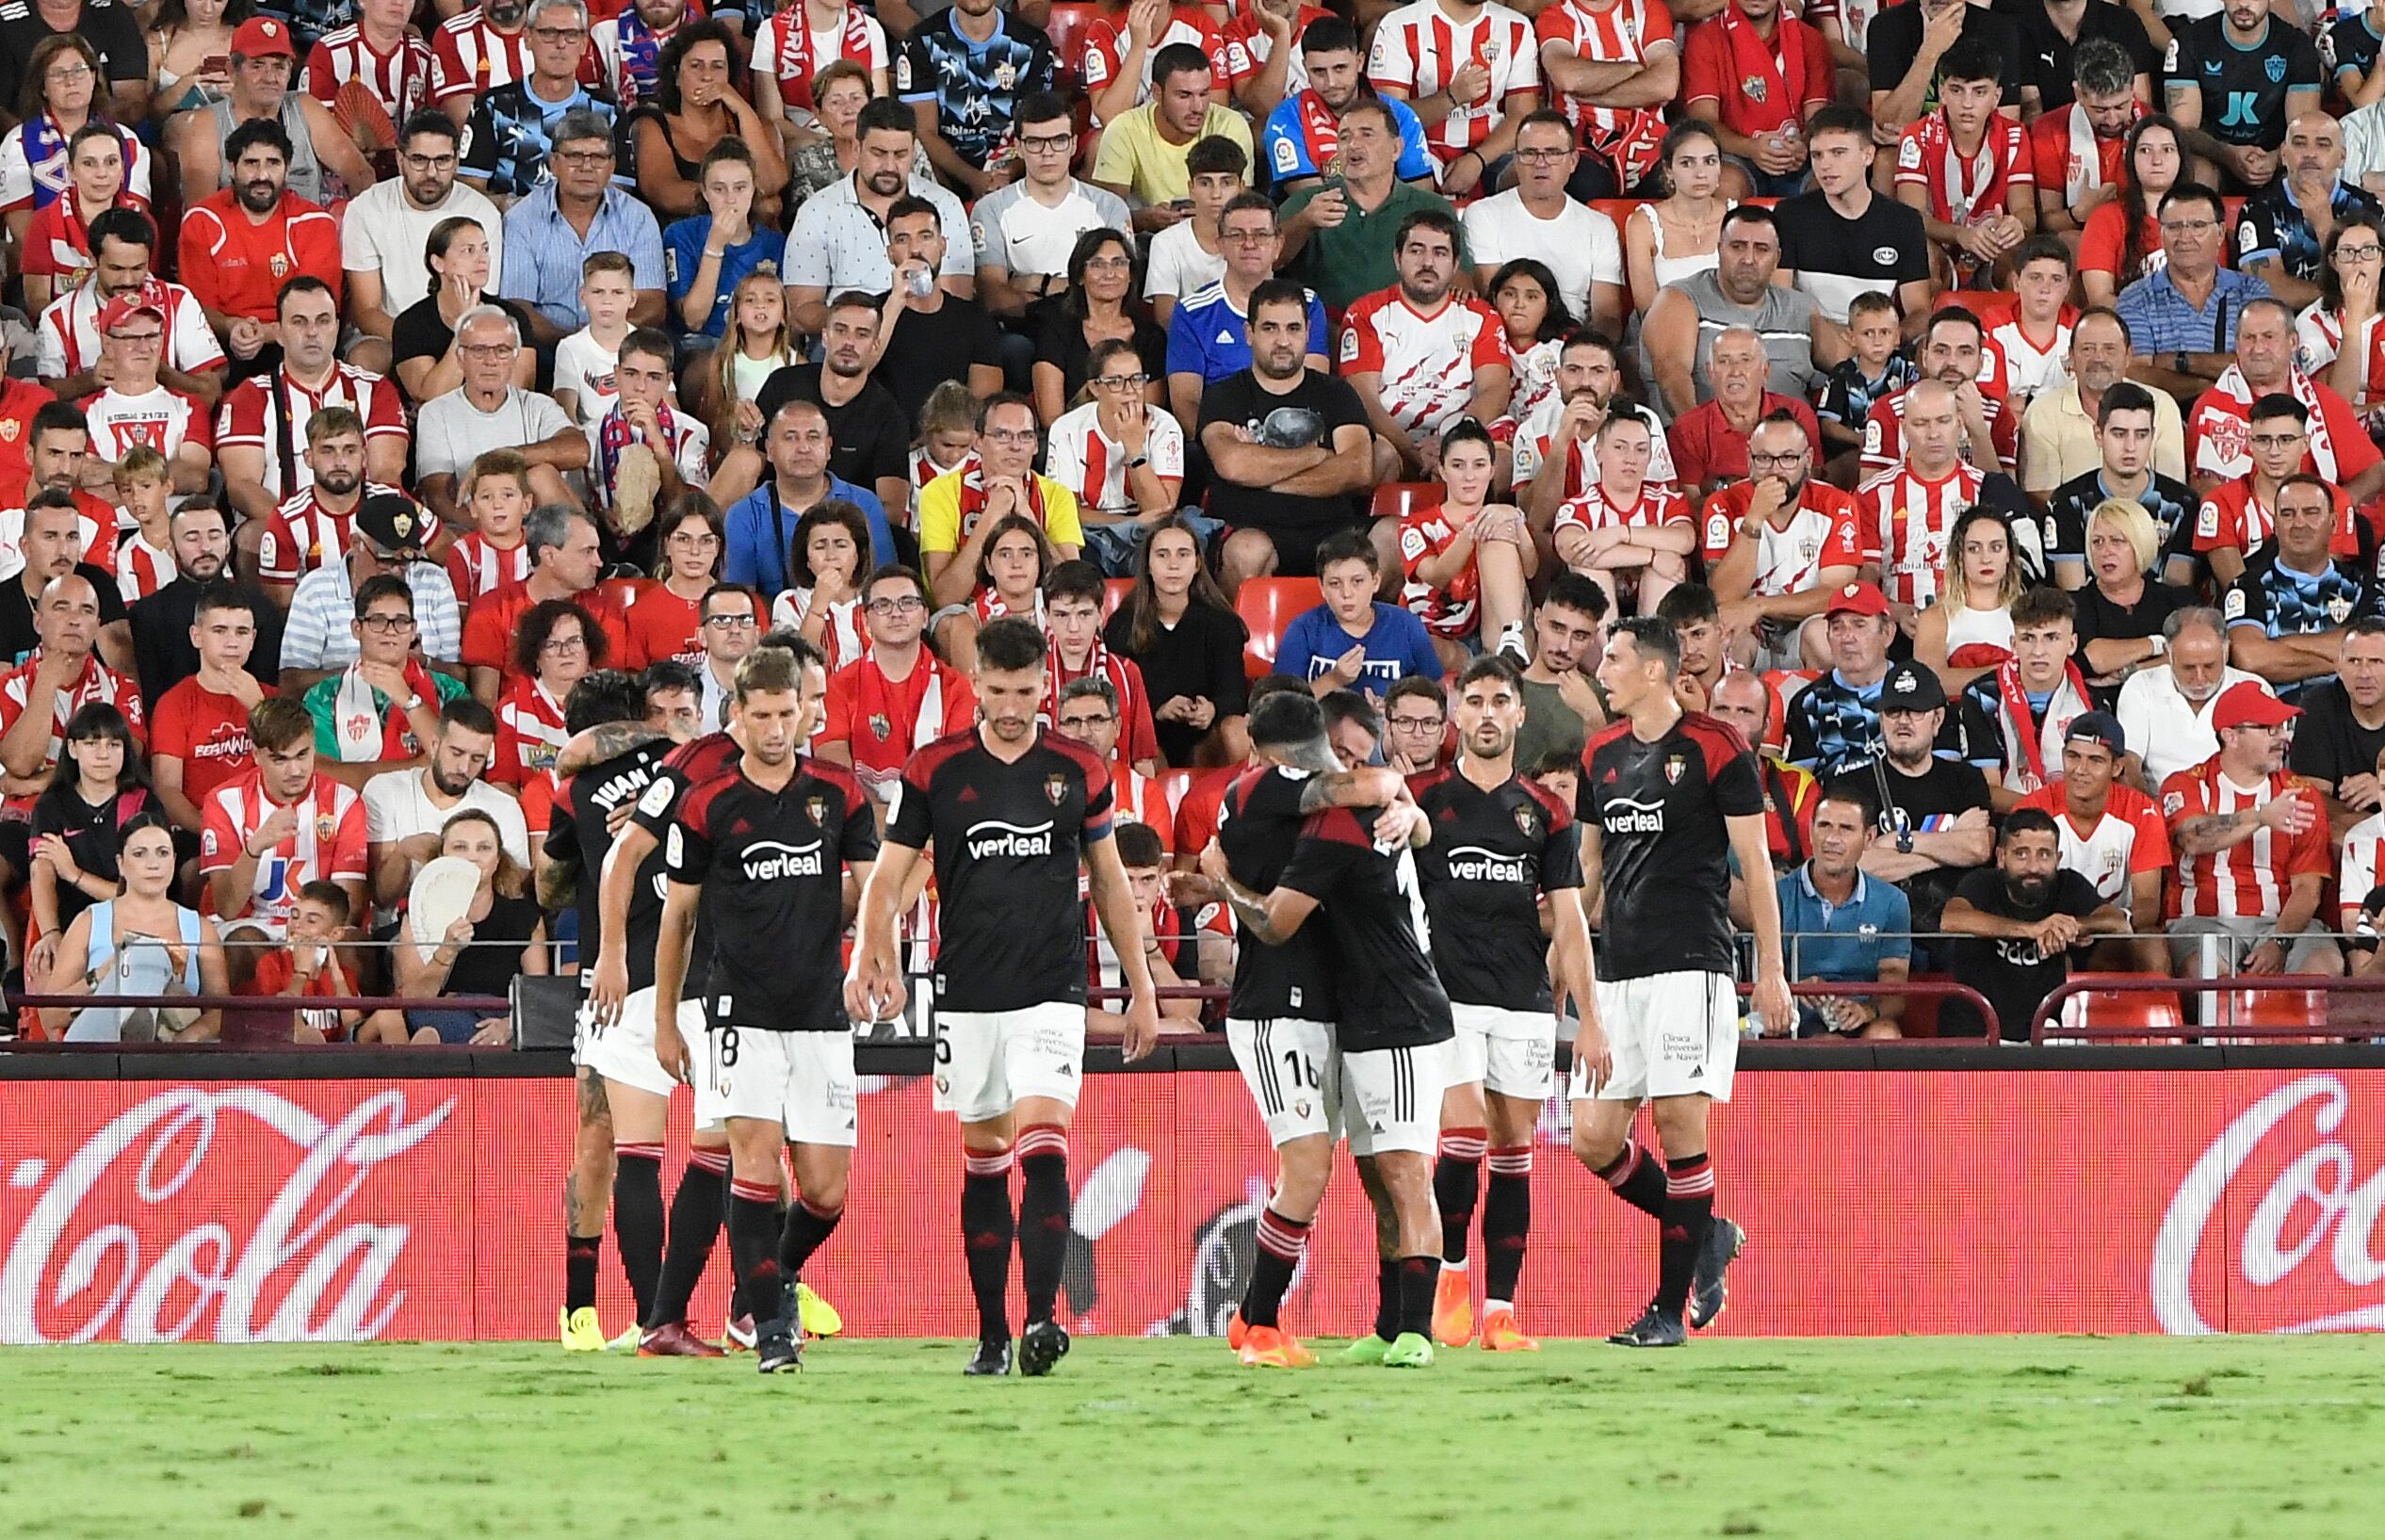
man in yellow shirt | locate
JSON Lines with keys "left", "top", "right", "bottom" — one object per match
{"left": 919, "top": 391, "right": 1086, "bottom": 662}
{"left": 1090, "top": 42, "right": 1255, "bottom": 235}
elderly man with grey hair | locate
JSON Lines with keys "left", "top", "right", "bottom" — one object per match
{"left": 2115, "top": 606, "right": 2271, "bottom": 791}
{"left": 459, "top": 0, "right": 621, "bottom": 209}
{"left": 497, "top": 106, "right": 667, "bottom": 345}
{"left": 413, "top": 305, "right": 585, "bottom": 528}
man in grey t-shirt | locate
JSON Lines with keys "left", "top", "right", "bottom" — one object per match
{"left": 411, "top": 307, "right": 584, "bottom": 526}
{"left": 1639, "top": 204, "right": 1820, "bottom": 419}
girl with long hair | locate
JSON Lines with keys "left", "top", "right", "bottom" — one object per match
{"left": 624, "top": 496, "right": 725, "bottom": 671}
{"left": 375, "top": 808, "right": 547, "bottom": 1046}
{"left": 39, "top": 813, "right": 226, "bottom": 1044}
{"left": 771, "top": 498, "right": 876, "bottom": 670}
{"left": 2299, "top": 214, "right": 2385, "bottom": 408}
{"left": 2079, "top": 114, "right": 2182, "bottom": 308}
{"left": 634, "top": 20, "right": 788, "bottom": 224}
{"left": 27, "top": 703, "right": 163, "bottom": 985}
{"left": 146, "top": 0, "right": 251, "bottom": 121}
{"left": 1624, "top": 121, "right": 1730, "bottom": 317}
{"left": 1103, "top": 515, "right": 1250, "bottom": 767}
{"left": 1033, "top": 227, "right": 1167, "bottom": 425}
{"left": 1488, "top": 258, "right": 1578, "bottom": 435}
{"left": 1914, "top": 507, "right": 2025, "bottom": 694}
{"left": 973, "top": 514, "right": 1054, "bottom": 625}
{"left": 1, "top": 35, "right": 152, "bottom": 248}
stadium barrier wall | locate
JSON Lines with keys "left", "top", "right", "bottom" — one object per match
{"left": 6, "top": 1051, "right": 2385, "bottom": 1344}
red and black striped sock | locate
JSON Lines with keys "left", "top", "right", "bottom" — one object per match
{"left": 1434, "top": 1127, "right": 1486, "bottom": 1266}
{"left": 1014, "top": 1124, "right": 1071, "bottom": 1327}
{"left": 1484, "top": 1146, "right": 1533, "bottom": 1307}
{"left": 962, "top": 1148, "right": 1016, "bottom": 1344}
{"left": 1595, "top": 1138, "right": 1667, "bottom": 1222}
{"left": 610, "top": 1142, "right": 664, "bottom": 1327}
{"left": 647, "top": 1145, "right": 729, "bottom": 1328}
{"left": 725, "top": 1177, "right": 787, "bottom": 1329}
{"left": 1656, "top": 1153, "right": 1716, "bottom": 1317}
{"left": 779, "top": 1196, "right": 842, "bottom": 1281}
{"left": 1240, "top": 1208, "right": 1310, "bottom": 1331}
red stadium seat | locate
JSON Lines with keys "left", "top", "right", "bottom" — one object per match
{"left": 1103, "top": 577, "right": 1132, "bottom": 618}
{"left": 1370, "top": 482, "right": 1441, "bottom": 522}
{"left": 597, "top": 575, "right": 655, "bottom": 612}
{"left": 1588, "top": 200, "right": 1647, "bottom": 234}
{"left": 2059, "top": 975, "right": 2186, "bottom": 1044}
{"left": 1759, "top": 668, "right": 1817, "bottom": 753}
{"left": 1046, "top": 2, "right": 1099, "bottom": 89}
{"left": 1237, "top": 576, "right": 1320, "bottom": 680}
{"left": 2229, "top": 985, "right": 2328, "bottom": 1042}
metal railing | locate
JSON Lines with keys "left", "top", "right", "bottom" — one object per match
{"left": 2032, "top": 974, "right": 2385, "bottom": 1045}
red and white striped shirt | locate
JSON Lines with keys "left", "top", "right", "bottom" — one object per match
{"left": 257, "top": 484, "right": 398, "bottom": 586}
{"left": 2188, "top": 477, "right": 2361, "bottom": 560}
{"left": 1398, "top": 500, "right": 1480, "bottom": 639}
{"left": 1218, "top": 4, "right": 1332, "bottom": 93}
{"left": 0, "top": 491, "right": 124, "bottom": 580}
{"left": 0, "top": 653, "right": 146, "bottom": 800}
{"left": 114, "top": 527, "right": 174, "bottom": 603}
{"left": 1979, "top": 302, "right": 2076, "bottom": 405}
{"left": 1080, "top": 7, "right": 1239, "bottom": 120}
{"left": 2339, "top": 807, "right": 2385, "bottom": 925}
{"left": 2186, "top": 365, "right": 2381, "bottom": 487}
{"left": 198, "top": 772, "right": 368, "bottom": 934}
{"left": 1553, "top": 479, "right": 1691, "bottom": 545}
{"left": 1854, "top": 460, "right": 1994, "bottom": 608}
{"left": 2161, "top": 759, "right": 2328, "bottom": 921}
{"left": 85, "top": 386, "right": 211, "bottom": 467}
{"left": 493, "top": 676, "right": 569, "bottom": 786}
{"left": 751, "top": 2, "right": 888, "bottom": 114}
{"left": 770, "top": 586, "right": 870, "bottom": 672}
{"left": 430, "top": 8, "right": 533, "bottom": 107}
{"left": 36, "top": 279, "right": 223, "bottom": 381}
{"left": 303, "top": 24, "right": 437, "bottom": 127}
{"left": 908, "top": 447, "right": 979, "bottom": 521}
{"left": 1339, "top": 287, "right": 1510, "bottom": 439}
{"left": 445, "top": 531, "right": 534, "bottom": 603}
{"left": 18, "top": 192, "right": 151, "bottom": 289}
{"left": 1046, "top": 645, "right": 1160, "bottom": 768}
{"left": 1044, "top": 402, "right": 1186, "bottom": 518}
{"left": 1859, "top": 385, "right": 2020, "bottom": 478}
{"left": 1370, "top": 0, "right": 1539, "bottom": 158}
{"left": 216, "top": 364, "right": 408, "bottom": 505}
{"left": 1894, "top": 113, "right": 2034, "bottom": 227}
{"left": 1112, "top": 763, "right": 1175, "bottom": 850}
{"left": 1534, "top": 0, "right": 1674, "bottom": 140}
{"left": 1696, "top": 481, "right": 1863, "bottom": 595}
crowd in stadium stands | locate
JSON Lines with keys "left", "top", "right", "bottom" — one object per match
{"left": 15, "top": 0, "right": 2385, "bottom": 1045}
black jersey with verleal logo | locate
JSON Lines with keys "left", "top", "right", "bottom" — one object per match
{"left": 1580, "top": 711, "right": 1763, "bottom": 982}
{"left": 887, "top": 726, "right": 1113, "bottom": 1013}
{"left": 669, "top": 756, "right": 880, "bottom": 1031}
{"left": 549, "top": 738, "right": 677, "bottom": 996}
{"left": 1217, "top": 762, "right": 1339, "bottom": 1023}
{"left": 630, "top": 730, "right": 739, "bottom": 843}
{"left": 1278, "top": 805, "right": 1454, "bottom": 1053}
{"left": 1407, "top": 767, "right": 1582, "bottom": 1013}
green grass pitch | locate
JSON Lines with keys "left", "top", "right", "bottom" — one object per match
{"left": 1, "top": 1336, "right": 2379, "bottom": 1540}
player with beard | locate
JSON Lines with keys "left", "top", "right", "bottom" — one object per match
{"left": 657, "top": 641, "right": 879, "bottom": 1374}
{"left": 1408, "top": 656, "right": 1593, "bottom": 1353}
{"left": 1176, "top": 686, "right": 1450, "bottom": 1368}
{"left": 575, "top": 627, "right": 846, "bottom": 1348}
{"left": 1573, "top": 617, "right": 1791, "bottom": 1347}
{"left": 847, "top": 618, "right": 1160, "bottom": 1378}
{"left": 1166, "top": 690, "right": 1419, "bottom": 1368}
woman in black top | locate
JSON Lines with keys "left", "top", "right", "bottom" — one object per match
{"left": 390, "top": 216, "right": 539, "bottom": 403}
{"left": 1103, "top": 517, "right": 1251, "bottom": 768}
{"left": 1032, "top": 228, "right": 1168, "bottom": 426}
{"left": 26, "top": 703, "right": 164, "bottom": 984}
{"left": 2070, "top": 497, "right": 2192, "bottom": 708}
{"left": 390, "top": 807, "right": 548, "bottom": 1046}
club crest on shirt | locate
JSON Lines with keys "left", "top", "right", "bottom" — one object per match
{"left": 1045, "top": 772, "right": 1069, "bottom": 805}
{"left": 1513, "top": 802, "right": 1538, "bottom": 838}
{"left": 1665, "top": 754, "right": 1685, "bottom": 785}
{"left": 1743, "top": 75, "right": 1767, "bottom": 102}
{"left": 2328, "top": 594, "right": 2356, "bottom": 625}
{"left": 2265, "top": 55, "right": 2287, "bottom": 83}
{"left": 316, "top": 814, "right": 336, "bottom": 841}
{"left": 805, "top": 795, "right": 828, "bottom": 827}
{"left": 0, "top": 420, "right": 16, "bottom": 442}
{"left": 868, "top": 711, "right": 890, "bottom": 740}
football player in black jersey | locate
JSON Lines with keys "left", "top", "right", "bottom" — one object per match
{"left": 1168, "top": 690, "right": 1419, "bottom": 1368}
{"left": 1186, "top": 705, "right": 1453, "bottom": 1369}
{"left": 846, "top": 618, "right": 1160, "bottom": 1379}
{"left": 1575, "top": 618, "right": 1793, "bottom": 1347}
{"left": 657, "top": 643, "right": 881, "bottom": 1374}
{"left": 1408, "top": 656, "right": 1597, "bottom": 1353}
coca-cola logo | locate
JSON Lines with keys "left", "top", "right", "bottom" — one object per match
{"left": 1, "top": 1088, "right": 453, "bottom": 1344}
{"left": 2151, "top": 1075, "right": 2385, "bottom": 1335}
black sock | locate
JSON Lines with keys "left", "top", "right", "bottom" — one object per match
{"left": 1484, "top": 1148, "right": 1533, "bottom": 1306}
{"left": 779, "top": 1197, "right": 842, "bottom": 1280}
{"left": 1240, "top": 1208, "right": 1309, "bottom": 1331}
{"left": 611, "top": 1143, "right": 665, "bottom": 1327}
{"left": 647, "top": 1148, "right": 728, "bottom": 1328}
{"left": 1372, "top": 1256, "right": 1400, "bottom": 1342}
{"left": 1396, "top": 1256, "right": 1440, "bottom": 1338}
{"left": 962, "top": 1151, "right": 1015, "bottom": 1343}
{"left": 1434, "top": 1127, "right": 1485, "bottom": 1266}
{"left": 1595, "top": 1139, "right": 1668, "bottom": 1222}
{"left": 1657, "top": 1153, "right": 1715, "bottom": 1317}
{"left": 564, "top": 1231, "right": 601, "bottom": 1312}
{"left": 725, "top": 1179, "right": 787, "bottom": 1329}
{"left": 1015, "top": 1125, "right": 1071, "bottom": 1327}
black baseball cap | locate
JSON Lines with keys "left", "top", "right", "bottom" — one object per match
{"left": 358, "top": 494, "right": 430, "bottom": 559}
{"left": 1878, "top": 662, "right": 1947, "bottom": 713}
{"left": 2064, "top": 710, "right": 2126, "bottom": 755}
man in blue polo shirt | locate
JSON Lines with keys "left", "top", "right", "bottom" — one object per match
{"left": 720, "top": 397, "right": 892, "bottom": 602}
{"left": 2114, "top": 184, "right": 2272, "bottom": 405}
{"left": 1164, "top": 193, "right": 1329, "bottom": 429}
{"left": 1777, "top": 782, "right": 1911, "bottom": 1038}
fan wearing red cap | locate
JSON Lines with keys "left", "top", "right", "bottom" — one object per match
{"left": 82, "top": 295, "right": 214, "bottom": 495}
{"left": 2160, "top": 680, "right": 2343, "bottom": 982}
{"left": 161, "top": 12, "right": 375, "bottom": 216}
{"left": 1782, "top": 582, "right": 1898, "bottom": 778}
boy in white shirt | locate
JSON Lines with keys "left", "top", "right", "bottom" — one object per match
{"left": 111, "top": 446, "right": 175, "bottom": 604}
{"left": 1144, "top": 135, "right": 1244, "bottom": 329}
{"left": 552, "top": 252, "right": 637, "bottom": 441}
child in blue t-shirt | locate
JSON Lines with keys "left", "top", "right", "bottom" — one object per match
{"left": 1274, "top": 527, "right": 1445, "bottom": 701}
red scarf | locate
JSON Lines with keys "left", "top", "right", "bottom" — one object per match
{"left": 771, "top": 2, "right": 877, "bottom": 110}
{"left": 1992, "top": 657, "right": 2094, "bottom": 791}
{"left": 1295, "top": 89, "right": 1345, "bottom": 176}
{"left": 1717, "top": 7, "right": 1805, "bottom": 138}
{"left": 596, "top": 401, "right": 687, "bottom": 511}
{"left": 1046, "top": 638, "right": 1111, "bottom": 724}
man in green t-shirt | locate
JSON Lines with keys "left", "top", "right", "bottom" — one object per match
{"left": 301, "top": 575, "right": 469, "bottom": 770}
{"left": 1276, "top": 99, "right": 1466, "bottom": 313}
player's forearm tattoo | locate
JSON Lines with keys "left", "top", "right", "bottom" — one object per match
{"left": 1297, "top": 761, "right": 1375, "bottom": 812}
{"left": 1221, "top": 874, "right": 1288, "bottom": 946}
{"left": 1281, "top": 734, "right": 1344, "bottom": 777}
{"left": 560, "top": 723, "right": 666, "bottom": 775}
{"left": 536, "top": 857, "right": 578, "bottom": 912}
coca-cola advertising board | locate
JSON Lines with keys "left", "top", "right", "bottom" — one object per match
{"left": 4, "top": 1070, "right": 2381, "bottom": 1343}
